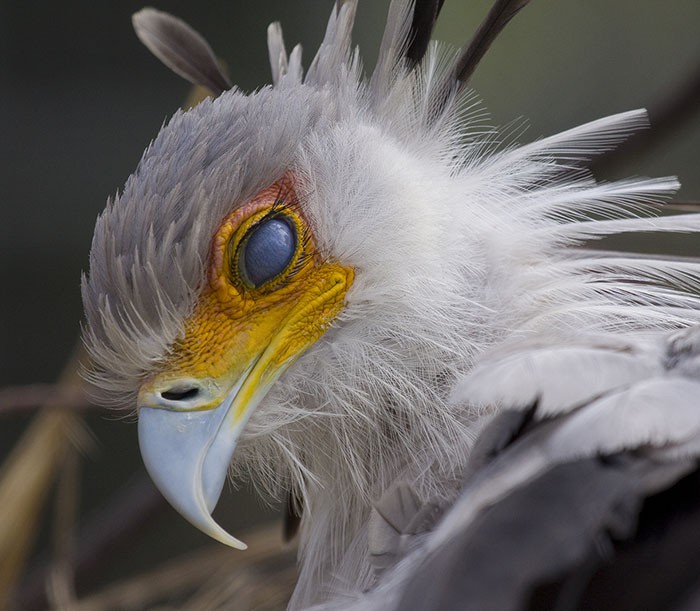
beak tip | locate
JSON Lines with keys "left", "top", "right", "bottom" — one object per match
{"left": 224, "top": 535, "right": 248, "bottom": 551}
{"left": 138, "top": 404, "right": 247, "bottom": 551}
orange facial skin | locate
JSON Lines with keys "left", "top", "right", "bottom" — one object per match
{"left": 139, "top": 173, "right": 354, "bottom": 420}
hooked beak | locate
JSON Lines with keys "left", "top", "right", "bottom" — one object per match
{"left": 136, "top": 265, "right": 354, "bottom": 549}
{"left": 138, "top": 238, "right": 353, "bottom": 549}
{"left": 138, "top": 375, "right": 251, "bottom": 549}
{"left": 137, "top": 356, "right": 290, "bottom": 550}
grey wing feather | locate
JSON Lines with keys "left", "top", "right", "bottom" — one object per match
{"left": 368, "top": 481, "right": 443, "bottom": 571}
{"left": 566, "top": 466, "right": 700, "bottom": 611}
{"left": 438, "top": 328, "right": 700, "bottom": 543}
{"left": 452, "top": 340, "right": 662, "bottom": 418}
{"left": 399, "top": 456, "right": 694, "bottom": 611}
{"left": 350, "top": 326, "right": 700, "bottom": 610}
{"left": 132, "top": 8, "right": 232, "bottom": 95}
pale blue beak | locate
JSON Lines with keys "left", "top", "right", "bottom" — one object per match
{"left": 138, "top": 381, "right": 249, "bottom": 549}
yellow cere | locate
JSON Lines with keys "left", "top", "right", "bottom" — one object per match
{"left": 149, "top": 174, "right": 354, "bottom": 420}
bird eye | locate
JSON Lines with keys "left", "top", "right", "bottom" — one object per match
{"left": 237, "top": 215, "right": 298, "bottom": 288}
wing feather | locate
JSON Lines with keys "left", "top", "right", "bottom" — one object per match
{"left": 453, "top": 343, "right": 661, "bottom": 417}
{"left": 349, "top": 327, "right": 700, "bottom": 610}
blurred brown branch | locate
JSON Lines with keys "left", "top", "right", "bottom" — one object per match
{"left": 15, "top": 476, "right": 167, "bottom": 611}
{"left": 0, "top": 384, "right": 96, "bottom": 416}
{"left": 0, "top": 347, "right": 86, "bottom": 611}
{"left": 54, "top": 523, "right": 295, "bottom": 611}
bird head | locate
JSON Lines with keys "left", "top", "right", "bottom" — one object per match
{"left": 82, "top": 2, "right": 486, "bottom": 548}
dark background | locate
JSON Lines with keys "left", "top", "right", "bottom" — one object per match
{"left": 1, "top": 0, "right": 699, "bottom": 603}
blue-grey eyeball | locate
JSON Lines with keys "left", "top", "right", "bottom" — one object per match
{"left": 239, "top": 216, "right": 297, "bottom": 287}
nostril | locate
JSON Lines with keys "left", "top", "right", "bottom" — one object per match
{"left": 161, "top": 386, "right": 201, "bottom": 402}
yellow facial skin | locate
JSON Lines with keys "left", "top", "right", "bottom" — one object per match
{"left": 136, "top": 173, "right": 354, "bottom": 549}
{"left": 140, "top": 173, "right": 354, "bottom": 420}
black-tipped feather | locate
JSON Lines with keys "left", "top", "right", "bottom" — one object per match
{"left": 426, "top": 0, "right": 531, "bottom": 124}
{"left": 132, "top": 8, "right": 232, "bottom": 95}
{"left": 405, "top": 0, "right": 446, "bottom": 68}
{"left": 454, "top": 0, "right": 530, "bottom": 87}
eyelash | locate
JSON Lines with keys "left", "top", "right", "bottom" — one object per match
{"left": 269, "top": 188, "right": 314, "bottom": 277}
{"left": 228, "top": 200, "right": 312, "bottom": 293}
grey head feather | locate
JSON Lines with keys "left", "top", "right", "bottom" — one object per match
{"left": 267, "top": 22, "right": 289, "bottom": 87}
{"left": 370, "top": 0, "right": 414, "bottom": 98}
{"left": 83, "top": 0, "right": 461, "bottom": 403}
{"left": 132, "top": 8, "right": 232, "bottom": 95}
{"left": 82, "top": 87, "right": 330, "bottom": 402}
{"left": 306, "top": 0, "right": 358, "bottom": 88}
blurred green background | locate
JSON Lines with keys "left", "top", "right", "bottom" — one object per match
{"left": 1, "top": 0, "right": 698, "bottom": 604}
